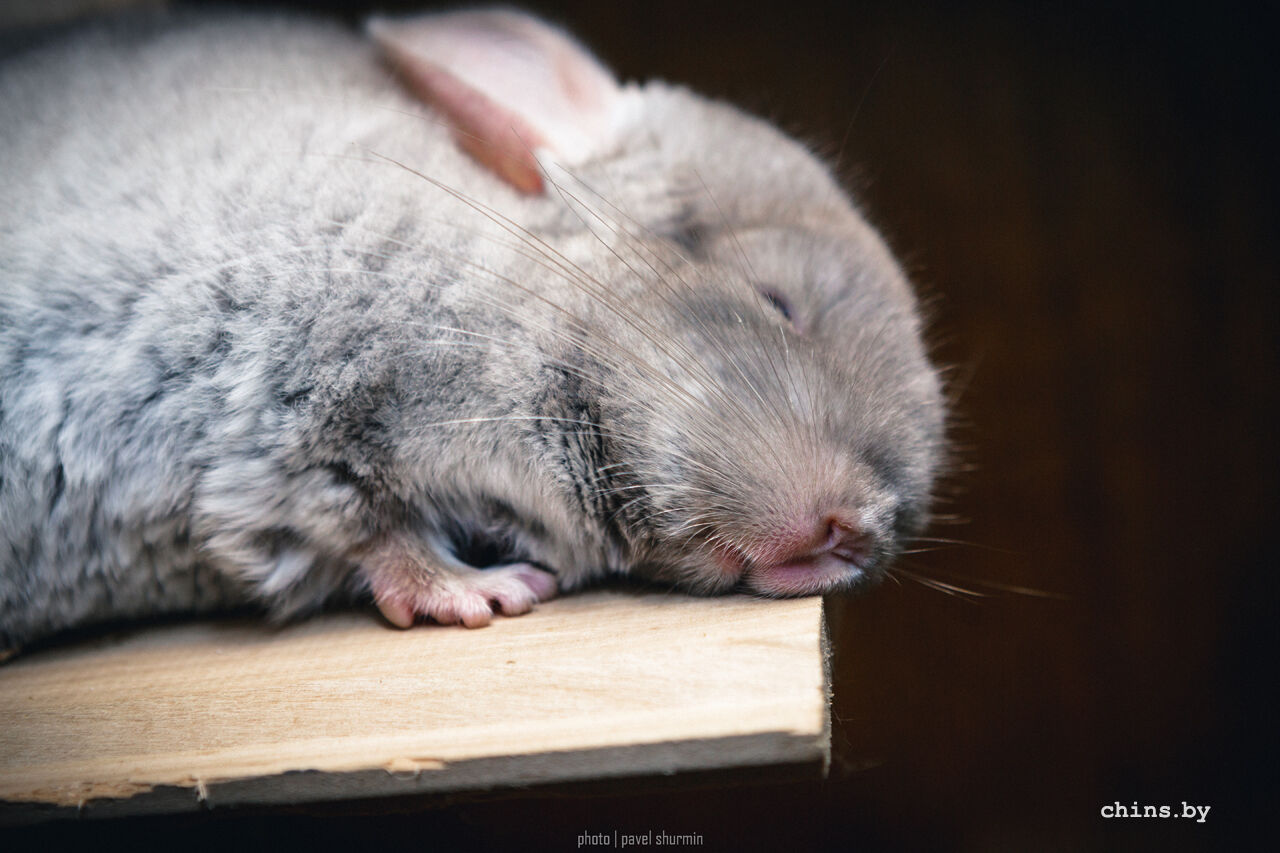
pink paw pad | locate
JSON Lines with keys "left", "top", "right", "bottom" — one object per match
{"left": 373, "top": 563, "right": 558, "bottom": 629}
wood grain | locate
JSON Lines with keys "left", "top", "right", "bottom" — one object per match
{"left": 0, "top": 589, "right": 828, "bottom": 820}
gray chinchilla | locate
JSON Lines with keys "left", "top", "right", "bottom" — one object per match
{"left": 0, "top": 8, "right": 945, "bottom": 652}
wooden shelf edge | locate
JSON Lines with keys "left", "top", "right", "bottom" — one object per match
{"left": 0, "top": 592, "right": 833, "bottom": 825}
{"left": 1, "top": 727, "right": 828, "bottom": 825}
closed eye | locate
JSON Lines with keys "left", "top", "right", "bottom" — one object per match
{"left": 759, "top": 287, "right": 794, "bottom": 323}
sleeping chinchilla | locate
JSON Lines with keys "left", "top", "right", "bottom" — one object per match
{"left": 0, "top": 8, "right": 945, "bottom": 653}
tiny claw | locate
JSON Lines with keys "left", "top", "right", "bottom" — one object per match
{"left": 376, "top": 595, "right": 416, "bottom": 629}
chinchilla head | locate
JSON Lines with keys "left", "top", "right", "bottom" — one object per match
{"left": 371, "top": 10, "right": 945, "bottom": 597}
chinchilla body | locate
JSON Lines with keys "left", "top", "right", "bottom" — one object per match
{"left": 0, "top": 11, "right": 944, "bottom": 651}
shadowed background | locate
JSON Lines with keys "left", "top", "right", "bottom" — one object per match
{"left": 4, "top": 0, "right": 1274, "bottom": 849}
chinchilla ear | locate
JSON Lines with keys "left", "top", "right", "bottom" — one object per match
{"left": 367, "top": 9, "right": 622, "bottom": 194}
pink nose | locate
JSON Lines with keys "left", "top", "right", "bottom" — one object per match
{"left": 820, "top": 516, "right": 869, "bottom": 566}
{"left": 756, "top": 512, "right": 870, "bottom": 569}
{"left": 764, "top": 512, "right": 871, "bottom": 570}
{"left": 742, "top": 512, "right": 871, "bottom": 597}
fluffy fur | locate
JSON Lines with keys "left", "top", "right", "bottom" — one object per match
{"left": 0, "top": 10, "right": 944, "bottom": 651}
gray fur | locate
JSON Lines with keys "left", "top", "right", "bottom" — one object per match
{"left": 0, "top": 10, "right": 944, "bottom": 650}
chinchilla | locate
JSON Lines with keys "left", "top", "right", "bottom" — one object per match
{"left": 0, "top": 8, "right": 945, "bottom": 652}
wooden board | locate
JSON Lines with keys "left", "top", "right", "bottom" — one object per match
{"left": 0, "top": 589, "right": 829, "bottom": 823}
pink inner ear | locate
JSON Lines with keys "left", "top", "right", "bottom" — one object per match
{"left": 368, "top": 11, "right": 621, "bottom": 195}
{"left": 393, "top": 59, "right": 548, "bottom": 194}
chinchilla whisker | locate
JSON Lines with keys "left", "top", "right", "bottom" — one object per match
{"left": 602, "top": 452, "right": 732, "bottom": 488}
{"left": 538, "top": 169, "right": 770, "bottom": 433}
{"left": 399, "top": 324, "right": 684, "bottom": 422}
{"left": 592, "top": 461, "right": 634, "bottom": 475}
{"left": 370, "top": 188, "right": 715, "bottom": 419}
{"left": 889, "top": 566, "right": 987, "bottom": 600}
{"left": 665, "top": 518, "right": 726, "bottom": 541}
{"left": 556, "top": 215, "right": 810, "bottom": 483}
{"left": 613, "top": 484, "right": 755, "bottom": 530}
{"left": 541, "top": 169, "right": 790, "bottom": 449}
{"left": 367, "top": 153, "right": 644, "bottom": 313}
{"left": 369, "top": 152, "right": 759, "bottom": 425}
{"left": 626, "top": 504, "right": 700, "bottom": 530}
{"left": 401, "top": 331, "right": 671, "bottom": 423}
{"left": 890, "top": 557, "right": 1065, "bottom": 600}
{"left": 558, "top": 175, "right": 778, "bottom": 455}
{"left": 696, "top": 170, "right": 807, "bottom": 456}
{"left": 452, "top": 215, "right": 768, "bottom": 453}
{"left": 569, "top": 214, "right": 794, "bottom": 471}
{"left": 957, "top": 579, "right": 1066, "bottom": 599}
{"left": 590, "top": 483, "right": 721, "bottom": 502}
{"left": 637, "top": 492, "right": 757, "bottom": 534}
{"left": 289, "top": 94, "right": 597, "bottom": 199}
{"left": 291, "top": 255, "right": 694, "bottom": 415}
{"left": 902, "top": 536, "right": 1016, "bottom": 555}
{"left": 694, "top": 170, "right": 757, "bottom": 284}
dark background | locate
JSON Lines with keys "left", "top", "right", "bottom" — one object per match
{"left": 6, "top": 0, "right": 1276, "bottom": 850}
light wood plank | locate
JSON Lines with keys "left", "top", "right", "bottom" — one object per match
{"left": 0, "top": 589, "right": 828, "bottom": 820}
